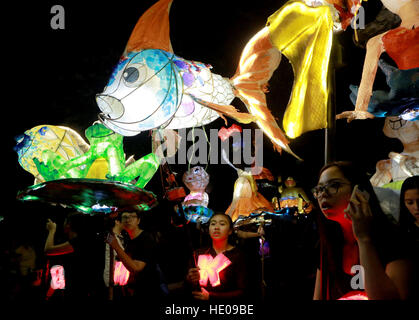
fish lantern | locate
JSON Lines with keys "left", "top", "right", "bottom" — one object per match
{"left": 14, "top": 125, "right": 89, "bottom": 184}
{"left": 98, "top": 0, "right": 366, "bottom": 159}
{"left": 182, "top": 166, "right": 210, "bottom": 207}
{"left": 50, "top": 265, "right": 65, "bottom": 290}
{"left": 197, "top": 253, "right": 231, "bottom": 287}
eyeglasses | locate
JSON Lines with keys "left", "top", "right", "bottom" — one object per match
{"left": 311, "top": 181, "right": 350, "bottom": 199}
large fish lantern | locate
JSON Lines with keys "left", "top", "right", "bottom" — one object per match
{"left": 97, "top": 0, "right": 363, "bottom": 159}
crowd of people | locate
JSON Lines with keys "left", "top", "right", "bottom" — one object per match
{"left": 1, "top": 162, "right": 418, "bottom": 304}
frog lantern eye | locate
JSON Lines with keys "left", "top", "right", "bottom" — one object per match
{"left": 122, "top": 63, "right": 147, "bottom": 88}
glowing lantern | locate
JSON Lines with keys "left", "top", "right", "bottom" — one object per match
{"left": 225, "top": 169, "right": 273, "bottom": 222}
{"left": 14, "top": 125, "right": 89, "bottom": 184}
{"left": 197, "top": 253, "right": 232, "bottom": 287}
{"left": 336, "top": 0, "right": 419, "bottom": 122}
{"left": 338, "top": 291, "right": 368, "bottom": 300}
{"left": 113, "top": 261, "right": 130, "bottom": 286}
{"left": 279, "top": 177, "right": 313, "bottom": 214}
{"left": 15, "top": 123, "right": 160, "bottom": 190}
{"left": 96, "top": 0, "right": 305, "bottom": 158}
{"left": 50, "top": 265, "right": 65, "bottom": 290}
{"left": 182, "top": 166, "right": 210, "bottom": 208}
{"left": 218, "top": 124, "right": 243, "bottom": 141}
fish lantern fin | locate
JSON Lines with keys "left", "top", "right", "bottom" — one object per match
{"left": 124, "top": 0, "right": 174, "bottom": 54}
{"left": 187, "top": 94, "right": 257, "bottom": 125}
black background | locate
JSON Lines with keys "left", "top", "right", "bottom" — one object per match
{"left": 2, "top": 0, "right": 405, "bottom": 292}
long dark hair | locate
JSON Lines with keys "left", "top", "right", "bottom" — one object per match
{"left": 399, "top": 176, "right": 419, "bottom": 233}
{"left": 207, "top": 212, "right": 236, "bottom": 244}
{"left": 316, "top": 161, "right": 402, "bottom": 299}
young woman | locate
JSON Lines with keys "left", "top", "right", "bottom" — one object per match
{"left": 312, "top": 161, "right": 413, "bottom": 300}
{"left": 399, "top": 176, "right": 419, "bottom": 239}
{"left": 185, "top": 213, "right": 247, "bottom": 301}
{"left": 398, "top": 175, "right": 419, "bottom": 298}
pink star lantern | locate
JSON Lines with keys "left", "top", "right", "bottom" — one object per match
{"left": 197, "top": 253, "right": 232, "bottom": 287}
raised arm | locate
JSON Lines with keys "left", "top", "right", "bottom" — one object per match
{"left": 336, "top": 33, "right": 386, "bottom": 122}
{"left": 106, "top": 233, "right": 146, "bottom": 274}
{"left": 44, "top": 219, "right": 74, "bottom": 256}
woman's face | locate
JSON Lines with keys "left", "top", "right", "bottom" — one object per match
{"left": 209, "top": 215, "right": 232, "bottom": 241}
{"left": 404, "top": 188, "right": 419, "bottom": 223}
{"left": 316, "top": 166, "right": 353, "bottom": 222}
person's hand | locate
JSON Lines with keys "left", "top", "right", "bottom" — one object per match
{"left": 344, "top": 189, "right": 373, "bottom": 242}
{"left": 46, "top": 219, "right": 56, "bottom": 233}
{"left": 186, "top": 267, "right": 200, "bottom": 285}
{"left": 104, "top": 232, "right": 119, "bottom": 249}
{"left": 257, "top": 225, "right": 265, "bottom": 237}
{"left": 192, "top": 287, "right": 210, "bottom": 300}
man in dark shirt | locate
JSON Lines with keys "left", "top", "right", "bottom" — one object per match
{"left": 106, "top": 210, "right": 160, "bottom": 301}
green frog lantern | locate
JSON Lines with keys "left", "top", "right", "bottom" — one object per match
{"left": 32, "top": 122, "right": 160, "bottom": 189}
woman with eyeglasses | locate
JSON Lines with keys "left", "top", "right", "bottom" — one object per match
{"left": 312, "top": 161, "right": 414, "bottom": 300}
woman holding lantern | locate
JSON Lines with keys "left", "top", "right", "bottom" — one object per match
{"left": 185, "top": 213, "right": 248, "bottom": 301}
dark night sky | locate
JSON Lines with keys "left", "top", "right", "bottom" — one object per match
{"left": 3, "top": 1, "right": 403, "bottom": 240}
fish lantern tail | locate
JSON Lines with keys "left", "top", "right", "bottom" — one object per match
{"left": 231, "top": 1, "right": 335, "bottom": 161}
{"left": 230, "top": 27, "right": 301, "bottom": 160}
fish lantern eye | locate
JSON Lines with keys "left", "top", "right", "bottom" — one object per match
{"left": 122, "top": 63, "right": 147, "bottom": 88}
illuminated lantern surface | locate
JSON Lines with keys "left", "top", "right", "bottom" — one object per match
{"left": 338, "top": 291, "right": 368, "bottom": 300}
{"left": 182, "top": 166, "right": 210, "bottom": 207}
{"left": 218, "top": 124, "right": 243, "bottom": 141}
{"left": 197, "top": 253, "right": 232, "bottom": 287}
{"left": 50, "top": 265, "right": 65, "bottom": 290}
{"left": 98, "top": 0, "right": 333, "bottom": 158}
{"left": 370, "top": 117, "right": 419, "bottom": 188}
{"left": 16, "top": 123, "right": 160, "bottom": 214}
{"left": 336, "top": 0, "right": 419, "bottom": 121}
{"left": 280, "top": 177, "right": 313, "bottom": 214}
{"left": 226, "top": 169, "right": 273, "bottom": 222}
{"left": 17, "top": 178, "right": 158, "bottom": 215}
{"left": 113, "top": 261, "right": 130, "bottom": 286}
{"left": 14, "top": 125, "right": 89, "bottom": 184}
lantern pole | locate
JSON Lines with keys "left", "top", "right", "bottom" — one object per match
{"left": 325, "top": 36, "right": 343, "bottom": 165}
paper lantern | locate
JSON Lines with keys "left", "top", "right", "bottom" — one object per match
{"left": 17, "top": 178, "right": 158, "bottom": 215}
{"left": 113, "top": 261, "right": 130, "bottom": 286}
{"left": 279, "top": 177, "right": 313, "bottom": 214}
{"left": 197, "top": 253, "right": 232, "bottom": 287}
{"left": 225, "top": 169, "right": 274, "bottom": 222}
{"left": 218, "top": 124, "right": 243, "bottom": 141}
{"left": 22, "top": 123, "right": 160, "bottom": 190}
{"left": 99, "top": 0, "right": 347, "bottom": 158}
{"left": 338, "top": 291, "right": 368, "bottom": 300}
{"left": 336, "top": 0, "right": 419, "bottom": 121}
{"left": 50, "top": 265, "right": 65, "bottom": 290}
{"left": 370, "top": 117, "right": 419, "bottom": 187}
{"left": 176, "top": 205, "right": 214, "bottom": 224}
{"left": 14, "top": 125, "right": 89, "bottom": 183}
{"left": 182, "top": 166, "right": 210, "bottom": 208}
